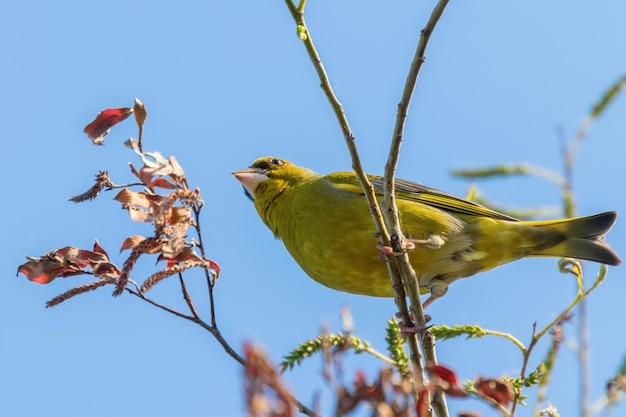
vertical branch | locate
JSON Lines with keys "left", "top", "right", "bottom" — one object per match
{"left": 382, "top": 1, "right": 450, "bottom": 416}
{"left": 283, "top": 2, "right": 425, "bottom": 403}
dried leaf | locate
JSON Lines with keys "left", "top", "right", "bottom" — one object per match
{"left": 92, "top": 262, "right": 121, "bottom": 279}
{"left": 150, "top": 177, "right": 178, "bottom": 189}
{"left": 426, "top": 364, "right": 467, "bottom": 397}
{"left": 84, "top": 107, "right": 133, "bottom": 145}
{"left": 17, "top": 258, "right": 85, "bottom": 284}
{"left": 92, "top": 240, "right": 109, "bottom": 260}
{"left": 120, "top": 235, "right": 147, "bottom": 252}
{"left": 127, "top": 206, "right": 153, "bottom": 222}
{"left": 474, "top": 377, "right": 513, "bottom": 407}
{"left": 114, "top": 188, "right": 161, "bottom": 208}
{"left": 416, "top": 388, "right": 431, "bottom": 417}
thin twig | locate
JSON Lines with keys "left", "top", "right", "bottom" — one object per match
{"left": 192, "top": 203, "right": 218, "bottom": 328}
{"left": 179, "top": 272, "right": 201, "bottom": 320}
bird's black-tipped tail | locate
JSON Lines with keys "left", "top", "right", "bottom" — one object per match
{"left": 531, "top": 211, "right": 621, "bottom": 266}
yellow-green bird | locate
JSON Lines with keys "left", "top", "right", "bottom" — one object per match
{"left": 233, "top": 157, "right": 620, "bottom": 304}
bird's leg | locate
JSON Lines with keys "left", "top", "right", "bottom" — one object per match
{"left": 422, "top": 279, "right": 449, "bottom": 308}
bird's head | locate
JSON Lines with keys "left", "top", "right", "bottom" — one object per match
{"left": 232, "top": 157, "right": 317, "bottom": 202}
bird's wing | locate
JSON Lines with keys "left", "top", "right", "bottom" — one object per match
{"left": 327, "top": 173, "right": 518, "bottom": 221}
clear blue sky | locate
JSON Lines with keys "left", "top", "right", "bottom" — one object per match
{"left": 3, "top": 2, "right": 626, "bottom": 416}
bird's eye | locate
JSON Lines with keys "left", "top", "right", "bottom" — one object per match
{"left": 270, "top": 158, "right": 284, "bottom": 166}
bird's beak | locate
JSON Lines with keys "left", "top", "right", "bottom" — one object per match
{"left": 232, "top": 168, "right": 268, "bottom": 201}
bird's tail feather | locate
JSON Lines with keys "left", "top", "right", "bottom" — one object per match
{"left": 528, "top": 211, "right": 621, "bottom": 266}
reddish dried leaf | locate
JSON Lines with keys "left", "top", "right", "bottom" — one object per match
{"left": 416, "top": 388, "right": 431, "bottom": 417}
{"left": 474, "top": 378, "right": 513, "bottom": 407}
{"left": 56, "top": 247, "right": 107, "bottom": 267}
{"left": 157, "top": 247, "right": 202, "bottom": 266}
{"left": 207, "top": 259, "right": 221, "bottom": 278}
{"left": 427, "top": 364, "right": 467, "bottom": 398}
{"left": 84, "top": 107, "right": 133, "bottom": 145}
{"left": 133, "top": 98, "right": 147, "bottom": 130}
{"left": 92, "top": 240, "right": 110, "bottom": 260}
{"left": 17, "top": 259, "right": 85, "bottom": 284}
{"left": 426, "top": 364, "right": 460, "bottom": 387}
{"left": 150, "top": 177, "right": 178, "bottom": 189}
{"left": 353, "top": 370, "right": 367, "bottom": 388}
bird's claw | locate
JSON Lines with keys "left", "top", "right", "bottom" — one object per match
{"left": 376, "top": 242, "right": 415, "bottom": 259}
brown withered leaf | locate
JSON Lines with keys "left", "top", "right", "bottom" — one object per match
{"left": 114, "top": 188, "right": 162, "bottom": 208}
{"left": 18, "top": 242, "right": 121, "bottom": 286}
{"left": 127, "top": 206, "right": 153, "bottom": 222}
{"left": 474, "top": 377, "right": 513, "bottom": 407}
{"left": 115, "top": 188, "right": 165, "bottom": 223}
{"left": 169, "top": 206, "right": 192, "bottom": 224}
{"left": 120, "top": 235, "right": 146, "bottom": 252}
{"left": 92, "top": 262, "right": 121, "bottom": 279}
{"left": 138, "top": 153, "right": 186, "bottom": 188}
{"left": 121, "top": 236, "right": 165, "bottom": 254}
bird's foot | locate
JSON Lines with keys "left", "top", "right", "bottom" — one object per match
{"left": 406, "top": 235, "right": 445, "bottom": 249}
{"left": 375, "top": 234, "right": 444, "bottom": 261}
{"left": 395, "top": 312, "right": 432, "bottom": 335}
